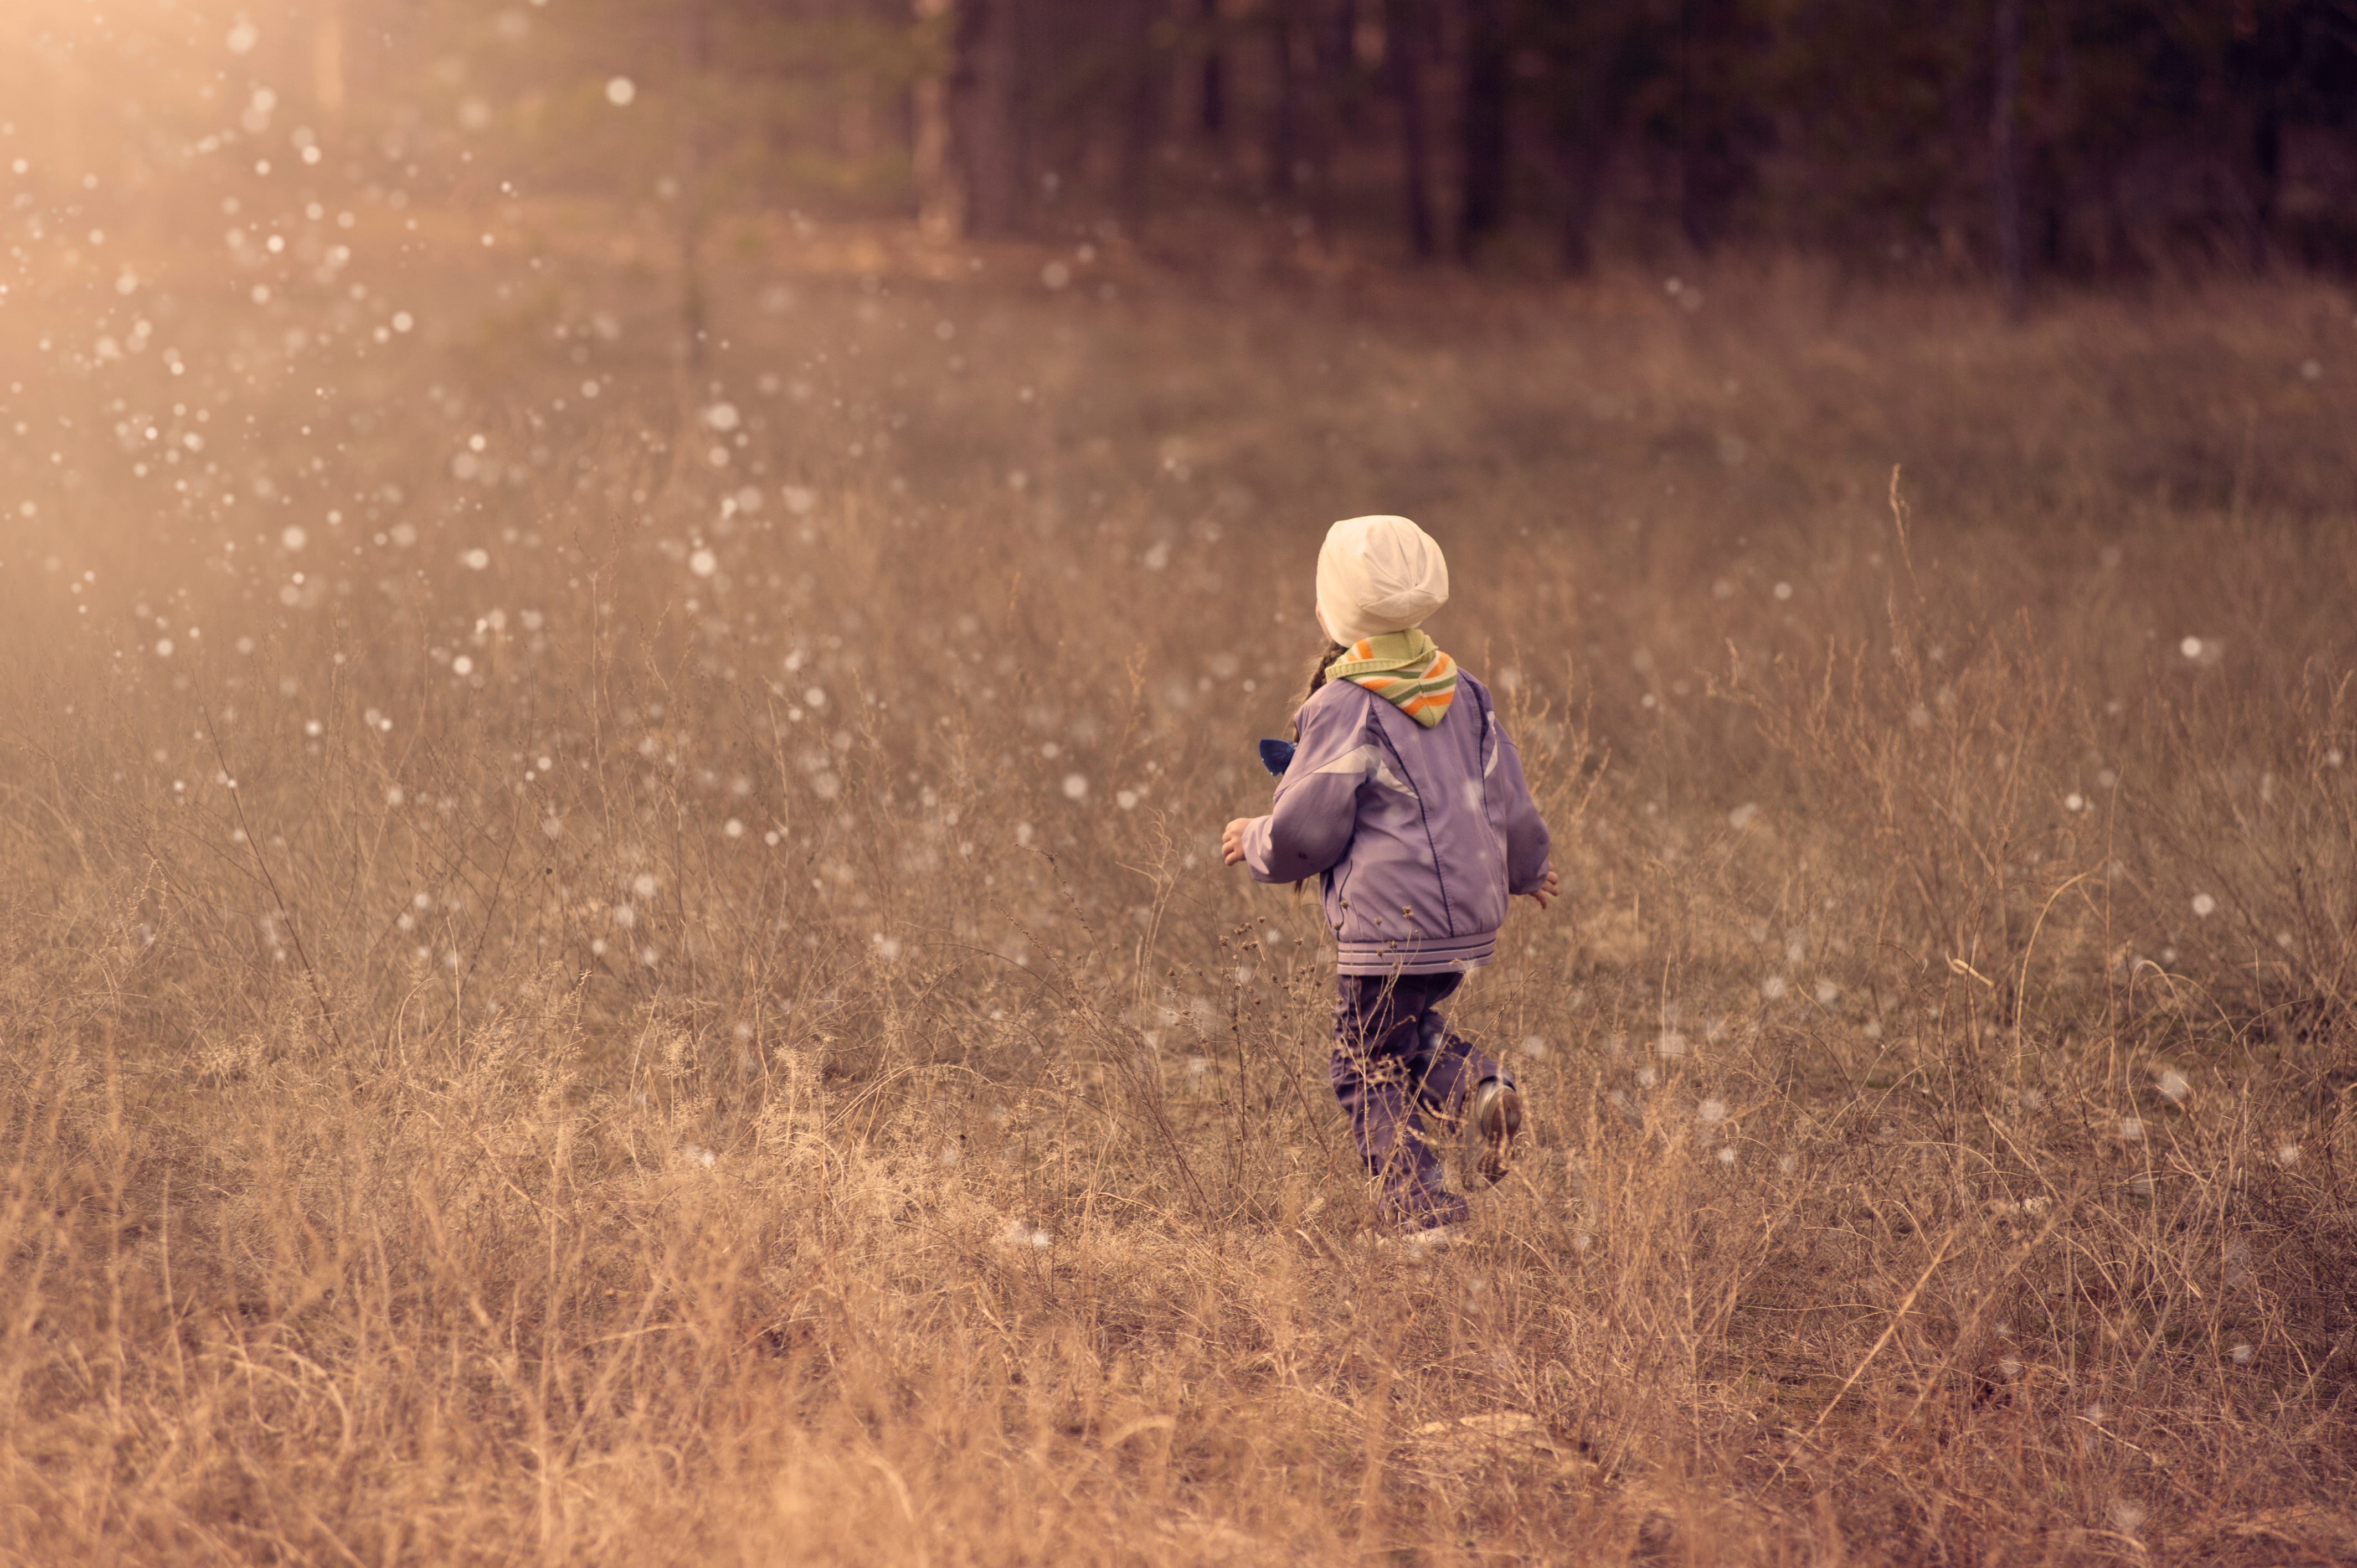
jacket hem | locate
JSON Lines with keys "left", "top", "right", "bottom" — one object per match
{"left": 1334, "top": 935, "right": 1497, "bottom": 976}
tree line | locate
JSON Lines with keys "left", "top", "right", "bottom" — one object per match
{"left": 925, "top": 0, "right": 2357, "bottom": 283}
{"left": 235, "top": 1, "right": 2357, "bottom": 285}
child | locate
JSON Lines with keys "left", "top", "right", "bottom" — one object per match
{"left": 1222, "top": 514, "right": 1558, "bottom": 1240}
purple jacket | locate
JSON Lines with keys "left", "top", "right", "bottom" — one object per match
{"left": 1242, "top": 672, "right": 1552, "bottom": 974}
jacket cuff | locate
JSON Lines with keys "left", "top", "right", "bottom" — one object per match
{"left": 1242, "top": 816, "right": 1278, "bottom": 880}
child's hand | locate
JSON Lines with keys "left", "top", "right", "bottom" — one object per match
{"left": 1525, "top": 869, "right": 1561, "bottom": 910}
{"left": 1221, "top": 818, "right": 1253, "bottom": 867}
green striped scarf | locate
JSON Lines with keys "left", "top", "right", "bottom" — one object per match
{"left": 1327, "top": 630, "right": 1458, "bottom": 728}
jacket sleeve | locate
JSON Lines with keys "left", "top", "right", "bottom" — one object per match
{"left": 1241, "top": 690, "right": 1365, "bottom": 884}
{"left": 1490, "top": 709, "right": 1553, "bottom": 896}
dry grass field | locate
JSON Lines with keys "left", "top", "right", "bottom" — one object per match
{"left": 5, "top": 198, "right": 2357, "bottom": 1562}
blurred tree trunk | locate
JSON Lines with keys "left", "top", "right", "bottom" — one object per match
{"left": 1457, "top": 0, "right": 1508, "bottom": 259}
{"left": 1308, "top": 0, "right": 1358, "bottom": 230}
{"left": 1674, "top": 0, "right": 1751, "bottom": 253}
{"left": 1992, "top": 0, "right": 2025, "bottom": 317}
{"left": 1534, "top": 2, "right": 1633, "bottom": 277}
{"left": 954, "top": 0, "right": 1027, "bottom": 234}
{"left": 914, "top": 0, "right": 963, "bottom": 239}
{"left": 1674, "top": 0, "right": 1716, "bottom": 251}
{"left": 1322, "top": 0, "right": 1360, "bottom": 127}
{"left": 1385, "top": 0, "right": 1434, "bottom": 259}
{"left": 1200, "top": 0, "right": 1228, "bottom": 139}
{"left": 2037, "top": 0, "right": 2072, "bottom": 271}
{"left": 2250, "top": 98, "right": 2281, "bottom": 272}
{"left": 1270, "top": 0, "right": 1301, "bottom": 195}
{"left": 1117, "top": 0, "right": 1164, "bottom": 229}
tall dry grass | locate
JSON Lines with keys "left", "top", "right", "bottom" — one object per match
{"left": 3, "top": 217, "right": 2356, "bottom": 1562}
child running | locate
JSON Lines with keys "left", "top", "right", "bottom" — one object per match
{"left": 1222, "top": 514, "right": 1558, "bottom": 1242}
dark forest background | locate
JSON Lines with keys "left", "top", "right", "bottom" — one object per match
{"left": 269, "top": 0, "right": 2357, "bottom": 288}
{"left": 29, "top": 2, "right": 2354, "bottom": 293}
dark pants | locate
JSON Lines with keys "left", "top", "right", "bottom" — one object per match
{"left": 1331, "top": 972, "right": 1507, "bottom": 1230}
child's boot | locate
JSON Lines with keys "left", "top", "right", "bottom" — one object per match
{"left": 1468, "top": 1077, "right": 1522, "bottom": 1185}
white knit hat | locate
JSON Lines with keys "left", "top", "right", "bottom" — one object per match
{"left": 1315, "top": 515, "right": 1449, "bottom": 645}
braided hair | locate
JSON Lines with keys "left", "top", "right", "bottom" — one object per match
{"left": 1293, "top": 641, "right": 1349, "bottom": 741}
